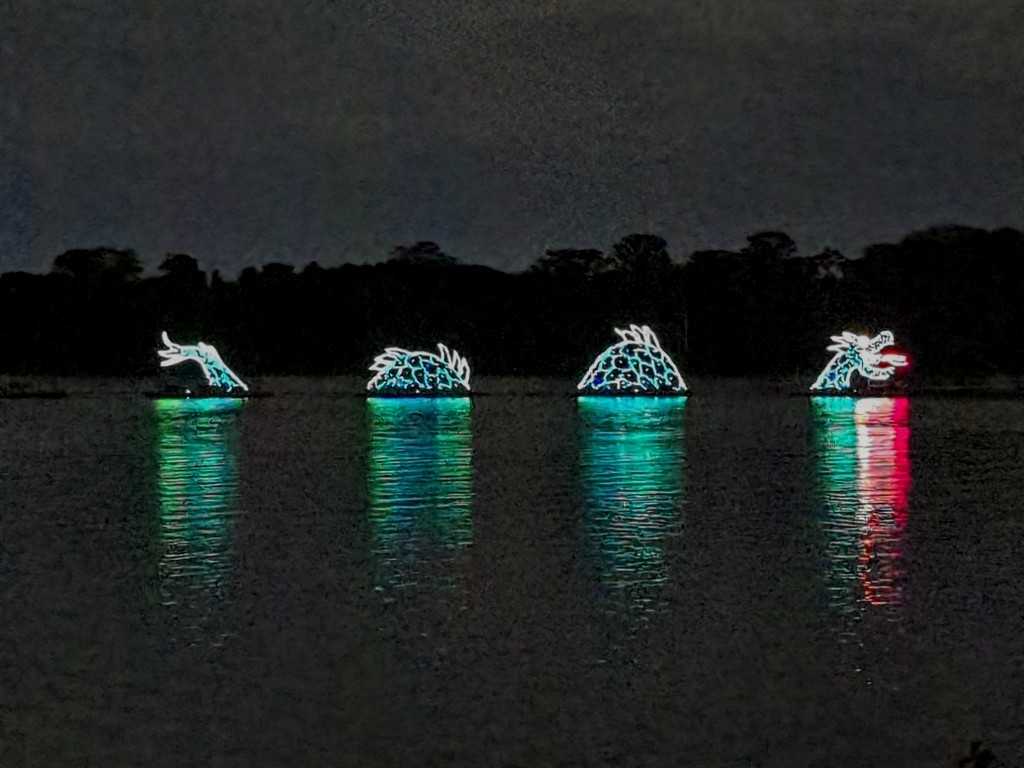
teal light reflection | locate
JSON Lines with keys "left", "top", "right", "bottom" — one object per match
{"left": 366, "top": 397, "right": 473, "bottom": 593}
{"left": 578, "top": 396, "right": 686, "bottom": 615}
{"left": 155, "top": 397, "right": 243, "bottom": 612}
{"left": 812, "top": 396, "right": 911, "bottom": 618}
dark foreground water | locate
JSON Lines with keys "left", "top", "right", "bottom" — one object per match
{"left": 2, "top": 378, "right": 1024, "bottom": 767}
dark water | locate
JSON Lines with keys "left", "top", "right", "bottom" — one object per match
{"left": 2, "top": 379, "right": 1024, "bottom": 767}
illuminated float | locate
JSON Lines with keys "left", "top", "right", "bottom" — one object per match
{"left": 157, "top": 331, "right": 249, "bottom": 397}
{"left": 366, "top": 343, "right": 471, "bottom": 396}
{"left": 577, "top": 325, "right": 687, "bottom": 395}
{"left": 809, "top": 330, "right": 908, "bottom": 394}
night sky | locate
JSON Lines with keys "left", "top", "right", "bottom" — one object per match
{"left": 1, "top": 0, "right": 1021, "bottom": 274}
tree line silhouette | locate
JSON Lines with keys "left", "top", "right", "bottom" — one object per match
{"left": 0, "top": 226, "right": 1021, "bottom": 383}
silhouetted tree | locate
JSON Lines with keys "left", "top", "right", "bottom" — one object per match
{"left": 389, "top": 241, "right": 456, "bottom": 266}
{"left": 530, "top": 248, "right": 607, "bottom": 279}
{"left": 158, "top": 253, "right": 200, "bottom": 276}
{"left": 858, "top": 225, "right": 1024, "bottom": 377}
{"left": 52, "top": 247, "right": 143, "bottom": 282}
{"left": 157, "top": 253, "right": 206, "bottom": 294}
{"left": 3, "top": 224, "right": 1018, "bottom": 380}
{"left": 608, "top": 234, "right": 671, "bottom": 273}
{"left": 238, "top": 266, "right": 260, "bottom": 290}
{"left": 742, "top": 231, "right": 797, "bottom": 260}
{"left": 261, "top": 263, "right": 296, "bottom": 282}
{"left": 957, "top": 740, "right": 997, "bottom": 768}
{"left": 809, "top": 247, "right": 846, "bottom": 280}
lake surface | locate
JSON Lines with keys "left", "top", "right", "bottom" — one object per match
{"left": 2, "top": 378, "right": 1024, "bottom": 767}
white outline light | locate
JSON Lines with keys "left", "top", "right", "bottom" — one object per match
{"left": 158, "top": 331, "right": 249, "bottom": 393}
{"left": 366, "top": 343, "right": 472, "bottom": 393}
{"left": 809, "top": 330, "right": 908, "bottom": 392}
{"left": 577, "top": 324, "right": 687, "bottom": 393}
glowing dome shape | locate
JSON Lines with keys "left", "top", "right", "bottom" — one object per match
{"left": 157, "top": 331, "right": 249, "bottom": 394}
{"left": 366, "top": 343, "right": 471, "bottom": 395}
{"left": 577, "top": 325, "right": 686, "bottom": 394}
{"left": 810, "top": 330, "right": 908, "bottom": 392}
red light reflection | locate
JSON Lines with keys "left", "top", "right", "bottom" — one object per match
{"left": 853, "top": 397, "right": 911, "bottom": 606}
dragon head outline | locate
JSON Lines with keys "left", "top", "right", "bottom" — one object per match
{"left": 158, "top": 331, "right": 249, "bottom": 394}
{"left": 810, "top": 330, "right": 907, "bottom": 392}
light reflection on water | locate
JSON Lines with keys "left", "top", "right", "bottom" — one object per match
{"left": 8, "top": 387, "right": 1024, "bottom": 765}
{"left": 366, "top": 397, "right": 473, "bottom": 595}
{"left": 578, "top": 396, "right": 686, "bottom": 616}
{"left": 812, "top": 397, "right": 912, "bottom": 617}
{"left": 154, "top": 398, "right": 243, "bottom": 636}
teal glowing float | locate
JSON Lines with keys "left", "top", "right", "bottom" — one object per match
{"left": 157, "top": 331, "right": 249, "bottom": 397}
{"left": 578, "top": 325, "right": 687, "bottom": 395}
{"left": 366, "top": 343, "right": 471, "bottom": 396}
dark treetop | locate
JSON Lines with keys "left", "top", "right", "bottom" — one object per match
{"left": 1, "top": 227, "right": 1021, "bottom": 381}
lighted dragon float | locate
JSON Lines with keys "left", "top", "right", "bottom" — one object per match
{"left": 809, "top": 330, "right": 908, "bottom": 395}
{"left": 577, "top": 325, "right": 687, "bottom": 395}
{"left": 366, "top": 343, "right": 471, "bottom": 396}
{"left": 156, "top": 331, "right": 249, "bottom": 398}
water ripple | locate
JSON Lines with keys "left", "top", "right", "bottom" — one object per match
{"left": 578, "top": 396, "right": 686, "bottom": 617}
{"left": 154, "top": 398, "right": 243, "bottom": 629}
{"left": 812, "top": 397, "right": 912, "bottom": 619}
{"left": 366, "top": 397, "right": 473, "bottom": 595}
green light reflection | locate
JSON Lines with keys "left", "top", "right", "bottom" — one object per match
{"left": 812, "top": 396, "right": 912, "bottom": 620}
{"left": 578, "top": 396, "right": 686, "bottom": 615}
{"left": 366, "top": 397, "right": 473, "bottom": 593}
{"left": 155, "top": 398, "right": 243, "bottom": 613}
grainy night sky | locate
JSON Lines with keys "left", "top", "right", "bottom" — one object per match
{"left": 0, "top": 0, "right": 1021, "bottom": 274}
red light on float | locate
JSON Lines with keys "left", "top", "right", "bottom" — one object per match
{"left": 884, "top": 348, "right": 910, "bottom": 372}
{"left": 810, "top": 330, "right": 909, "bottom": 392}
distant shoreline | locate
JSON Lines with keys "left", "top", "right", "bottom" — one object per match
{"left": 2, "top": 373, "right": 1022, "bottom": 400}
